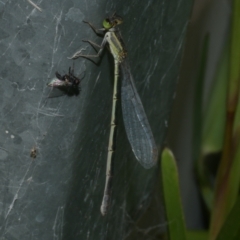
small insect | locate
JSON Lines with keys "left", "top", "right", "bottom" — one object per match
{"left": 69, "top": 13, "right": 158, "bottom": 216}
{"left": 47, "top": 67, "right": 81, "bottom": 96}
{"left": 30, "top": 147, "right": 37, "bottom": 159}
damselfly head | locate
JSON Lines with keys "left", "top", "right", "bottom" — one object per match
{"left": 103, "top": 13, "right": 123, "bottom": 29}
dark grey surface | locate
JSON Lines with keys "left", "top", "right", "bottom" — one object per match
{"left": 0, "top": 0, "right": 192, "bottom": 239}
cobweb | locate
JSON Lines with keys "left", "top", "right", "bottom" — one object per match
{"left": 0, "top": 0, "right": 190, "bottom": 239}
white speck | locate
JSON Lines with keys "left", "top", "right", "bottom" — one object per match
{"left": 5, "top": 130, "right": 9, "bottom": 134}
{"left": 27, "top": 177, "right": 33, "bottom": 183}
{"left": 10, "top": 135, "right": 15, "bottom": 139}
{"left": 165, "top": 120, "right": 168, "bottom": 127}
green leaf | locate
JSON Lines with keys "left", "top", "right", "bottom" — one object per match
{"left": 197, "top": 37, "right": 229, "bottom": 212}
{"left": 216, "top": 196, "right": 240, "bottom": 240}
{"left": 194, "top": 34, "right": 215, "bottom": 211}
{"left": 202, "top": 42, "right": 228, "bottom": 153}
{"left": 161, "top": 148, "right": 187, "bottom": 240}
{"left": 210, "top": 1, "right": 240, "bottom": 239}
{"left": 186, "top": 230, "right": 208, "bottom": 240}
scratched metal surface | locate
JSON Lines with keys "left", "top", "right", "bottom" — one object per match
{"left": 0, "top": 0, "right": 192, "bottom": 239}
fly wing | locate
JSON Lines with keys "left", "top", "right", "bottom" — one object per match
{"left": 47, "top": 78, "right": 79, "bottom": 98}
{"left": 120, "top": 60, "right": 158, "bottom": 169}
{"left": 47, "top": 78, "right": 67, "bottom": 87}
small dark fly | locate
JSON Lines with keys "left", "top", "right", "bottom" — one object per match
{"left": 47, "top": 67, "right": 82, "bottom": 97}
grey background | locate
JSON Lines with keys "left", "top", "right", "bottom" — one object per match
{"left": 0, "top": 0, "right": 192, "bottom": 239}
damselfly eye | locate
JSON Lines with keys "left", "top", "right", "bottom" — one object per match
{"left": 103, "top": 18, "right": 112, "bottom": 29}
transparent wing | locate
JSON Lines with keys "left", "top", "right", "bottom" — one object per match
{"left": 47, "top": 78, "right": 80, "bottom": 98}
{"left": 120, "top": 60, "right": 158, "bottom": 169}
{"left": 47, "top": 78, "right": 69, "bottom": 87}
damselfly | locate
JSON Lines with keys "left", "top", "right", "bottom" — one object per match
{"left": 69, "top": 13, "right": 158, "bottom": 215}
